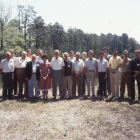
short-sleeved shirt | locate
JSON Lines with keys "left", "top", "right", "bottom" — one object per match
{"left": 72, "top": 59, "right": 84, "bottom": 73}
{"left": 68, "top": 57, "right": 75, "bottom": 62}
{"left": 97, "top": 59, "right": 109, "bottom": 72}
{"left": 50, "top": 57, "right": 65, "bottom": 70}
{"left": 11, "top": 57, "right": 18, "bottom": 66}
{"left": 15, "top": 57, "right": 31, "bottom": 68}
{"left": 64, "top": 60, "right": 72, "bottom": 76}
{"left": 0, "top": 58, "right": 14, "bottom": 72}
{"left": 85, "top": 58, "right": 98, "bottom": 70}
{"left": 121, "top": 58, "right": 131, "bottom": 72}
{"left": 109, "top": 56, "right": 121, "bottom": 69}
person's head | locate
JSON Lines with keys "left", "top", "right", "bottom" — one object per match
{"left": 21, "top": 51, "right": 27, "bottom": 59}
{"left": 82, "top": 52, "right": 87, "bottom": 60}
{"left": 9, "top": 49, "right": 15, "bottom": 57}
{"left": 123, "top": 50, "right": 128, "bottom": 58}
{"left": 63, "top": 52, "right": 69, "bottom": 61}
{"left": 112, "top": 49, "right": 118, "bottom": 57}
{"left": 5, "top": 52, "right": 11, "bottom": 60}
{"left": 98, "top": 51, "right": 104, "bottom": 60}
{"left": 32, "top": 54, "right": 36, "bottom": 62}
{"left": 54, "top": 50, "right": 60, "bottom": 58}
{"left": 27, "top": 49, "right": 31, "bottom": 56}
{"left": 75, "top": 52, "right": 80, "bottom": 60}
{"left": 42, "top": 54, "right": 48, "bottom": 62}
{"left": 134, "top": 50, "right": 140, "bottom": 58}
{"left": 69, "top": 51, "right": 74, "bottom": 58}
{"left": 38, "top": 49, "right": 43, "bottom": 57}
{"left": 88, "top": 50, "right": 94, "bottom": 59}
{"left": 103, "top": 47, "right": 109, "bottom": 55}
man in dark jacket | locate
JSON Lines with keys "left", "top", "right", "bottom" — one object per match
{"left": 130, "top": 50, "right": 140, "bottom": 100}
{"left": 25, "top": 54, "right": 40, "bottom": 99}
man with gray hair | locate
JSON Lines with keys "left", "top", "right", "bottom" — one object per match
{"left": 50, "top": 50, "right": 65, "bottom": 99}
{"left": 0, "top": 52, "right": 14, "bottom": 100}
{"left": 15, "top": 51, "right": 31, "bottom": 98}
{"left": 63, "top": 52, "right": 73, "bottom": 98}
{"left": 25, "top": 54, "right": 40, "bottom": 99}
{"left": 72, "top": 52, "right": 84, "bottom": 97}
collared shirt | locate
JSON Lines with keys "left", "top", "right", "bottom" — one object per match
{"left": 109, "top": 56, "right": 121, "bottom": 69}
{"left": 64, "top": 60, "right": 72, "bottom": 76}
{"left": 50, "top": 57, "right": 65, "bottom": 70}
{"left": 11, "top": 57, "right": 18, "bottom": 66}
{"left": 32, "top": 62, "right": 37, "bottom": 73}
{"left": 68, "top": 57, "right": 76, "bottom": 62}
{"left": 97, "top": 59, "right": 109, "bottom": 72}
{"left": 104, "top": 54, "right": 111, "bottom": 62}
{"left": 84, "top": 58, "right": 98, "bottom": 70}
{"left": 15, "top": 57, "right": 31, "bottom": 68}
{"left": 0, "top": 58, "right": 14, "bottom": 72}
{"left": 121, "top": 58, "right": 131, "bottom": 72}
{"left": 72, "top": 59, "right": 84, "bottom": 73}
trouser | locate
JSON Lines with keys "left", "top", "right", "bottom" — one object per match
{"left": 82, "top": 74, "right": 86, "bottom": 95}
{"left": 110, "top": 70, "right": 119, "bottom": 98}
{"left": 131, "top": 73, "right": 140, "bottom": 100}
{"left": 28, "top": 74, "right": 39, "bottom": 98}
{"left": 13, "top": 68, "right": 17, "bottom": 95}
{"left": 86, "top": 71, "right": 95, "bottom": 96}
{"left": 120, "top": 72, "right": 131, "bottom": 98}
{"left": 63, "top": 76, "right": 72, "bottom": 97}
{"left": 17, "top": 69, "right": 28, "bottom": 97}
{"left": 72, "top": 73, "right": 82, "bottom": 96}
{"left": 2, "top": 73, "right": 13, "bottom": 99}
{"left": 52, "top": 70, "right": 64, "bottom": 97}
{"left": 98, "top": 72, "right": 106, "bottom": 96}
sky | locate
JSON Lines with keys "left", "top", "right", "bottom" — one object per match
{"left": 1, "top": 0, "right": 140, "bottom": 43}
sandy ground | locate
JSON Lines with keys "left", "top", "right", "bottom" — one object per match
{"left": 0, "top": 89, "right": 140, "bottom": 140}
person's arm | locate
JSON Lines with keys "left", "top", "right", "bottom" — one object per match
{"left": 95, "top": 66, "right": 98, "bottom": 78}
{"left": 104, "top": 67, "right": 109, "bottom": 79}
{"left": 25, "top": 63, "right": 28, "bottom": 80}
{"left": 62, "top": 66, "right": 65, "bottom": 80}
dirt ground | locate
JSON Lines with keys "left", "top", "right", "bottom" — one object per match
{"left": 0, "top": 89, "right": 140, "bottom": 140}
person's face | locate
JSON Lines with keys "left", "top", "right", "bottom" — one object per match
{"left": 103, "top": 49, "right": 108, "bottom": 55}
{"left": 82, "top": 53, "right": 87, "bottom": 59}
{"left": 123, "top": 52, "right": 128, "bottom": 58}
{"left": 43, "top": 57, "right": 47, "bottom": 62}
{"left": 55, "top": 51, "right": 59, "bottom": 57}
{"left": 135, "top": 51, "right": 140, "bottom": 58}
{"left": 64, "top": 54, "right": 68, "bottom": 61}
{"left": 32, "top": 56, "right": 36, "bottom": 62}
{"left": 99, "top": 53, "right": 103, "bottom": 59}
{"left": 88, "top": 52, "right": 93, "bottom": 58}
{"left": 27, "top": 50, "right": 31, "bottom": 55}
{"left": 38, "top": 51, "right": 43, "bottom": 57}
{"left": 70, "top": 52, "right": 74, "bottom": 58}
{"left": 6, "top": 53, "right": 11, "bottom": 59}
{"left": 10, "top": 51, "right": 14, "bottom": 57}
{"left": 76, "top": 54, "right": 80, "bottom": 60}
{"left": 21, "top": 53, "right": 26, "bottom": 59}
{"left": 113, "top": 51, "right": 117, "bottom": 57}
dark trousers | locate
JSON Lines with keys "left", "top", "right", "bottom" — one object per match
{"left": 17, "top": 69, "right": 28, "bottom": 97}
{"left": 98, "top": 72, "right": 106, "bottom": 96}
{"left": 82, "top": 74, "right": 86, "bottom": 95}
{"left": 72, "top": 73, "right": 82, "bottom": 96}
{"left": 13, "top": 68, "right": 17, "bottom": 95}
{"left": 131, "top": 73, "right": 140, "bottom": 100}
{"left": 2, "top": 73, "right": 13, "bottom": 99}
{"left": 120, "top": 72, "right": 131, "bottom": 98}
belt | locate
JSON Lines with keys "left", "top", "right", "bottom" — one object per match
{"left": 17, "top": 68, "right": 25, "bottom": 69}
{"left": 3, "top": 72, "right": 13, "bottom": 74}
{"left": 87, "top": 69, "right": 95, "bottom": 72}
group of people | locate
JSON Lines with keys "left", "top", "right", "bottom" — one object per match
{"left": 0, "top": 47, "right": 140, "bottom": 101}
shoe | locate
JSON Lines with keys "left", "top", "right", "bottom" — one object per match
{"left": 102, "top": 96, "right": 105, "bottom": 99}
{"left": 8, "top": 97, "right": 14, "bottom": 100}
{"left": 114, "top": 97, "right": 119, "bottom": 100}
{"left": 128, "top": 96, "right": 131, "bottom": 100}
{"left": 52, "top": 96, "right": 56, "bottom": 100}
{"left": 92, "top": 95, "right": 95, "bottom": 98}
{"left": 97, "top": 95, "right": 101, "bottom": 98}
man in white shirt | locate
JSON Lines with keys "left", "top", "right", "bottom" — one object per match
{"left": 97, "top": 51, "right": 109, "bottom": 98}
{"left": 36, "top": 49, "right": 43, "bottom": 64}
{"left": 72, "top": 52, "right": 84, "bottom": 97}
{"left": 50, "top": 50, "right": 65, "bottom": 99}
{"left": 68, "top": 50, "right": 75, "bottom": 62}
{"left": 0, "top": 52, "right": 14, "bottom": 100}
{"left": 15, "top": 51, "right": 31, "bottom": 98}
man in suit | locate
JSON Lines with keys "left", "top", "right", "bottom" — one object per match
{"left": 130, "top": 50, "right": 140, "bottom": 101}
{"left": 25, "top": 54, "right": 40, "bottom": 99}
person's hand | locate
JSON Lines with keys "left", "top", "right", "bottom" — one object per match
{"left": 75, "top": 72, "right": 78, "bottom": 76}
{"left": 135, "top": 71, "right": 140, "bottom": 75}
{"left": 104, "top": 75, "right": 107, "bottom": 79}
{"left": 26, "top": 77, "right": 28, "bottom": 81}
{"left": 133, "top": 74, "right": 137, "bottom": 78}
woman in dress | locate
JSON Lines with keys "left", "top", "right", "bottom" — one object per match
{"left": 39, "top": 54, "right": 52, "bottom": 100}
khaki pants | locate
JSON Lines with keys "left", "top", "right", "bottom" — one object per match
{"left": 86, "top": 71, "right": 95, "bottom": 96}
{"left": 110, "top": 70, "right": 119, "bottom": 98}
{"left": 63, "top": 76, "right": 72, "bottom": 97}
{"left": 120, "top": 72, "right": 131, "bottom": 98}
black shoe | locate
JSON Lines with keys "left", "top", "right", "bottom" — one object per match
{"left": 8, "top": 97, "right": 14, "bottom": 100}
{"left": 18, "top": 95, "right": 22, "bottom": 99}
{"left": 60, "top": 97, "right": 64, "bottom": 99}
